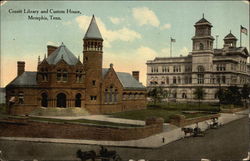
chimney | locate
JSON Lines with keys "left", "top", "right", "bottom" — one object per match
{"left": 47, "top": 45, "right": 58, "bottom": 56}
{"left": 17, "top": 61, "right": 25, "bottom": 76}
{"left": 132, "top": 71, "right": 139, "bottom": 81}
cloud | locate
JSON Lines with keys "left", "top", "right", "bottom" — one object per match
{"left": 103, "top": 46, "right": 161, "bottom": 86}
{"left": 132, "top": 7, "right": 160, "bottom": 27}
{"left": 62, "top": 21, "right": 72, "bottom": 25}
{"left": 160, "top": 24, "right": 171, "bottom": 30}
{"left": 109, "top": 17, "right": 124, "bottom": 24}
{"left": 76, "top": 15, "right": 141, "bottom": 48}
{"left": 180, "top": 47, "right": 189, "bottom": 56}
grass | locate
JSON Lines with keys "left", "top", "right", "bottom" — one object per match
{"left": 111, "top": 108, "right": 213, "bottom": 123}
{"left": 147, "top": 102, "right": 221, "bottom": 112}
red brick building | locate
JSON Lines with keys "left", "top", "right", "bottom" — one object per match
{"left": 6, "top": 16, "right": 146, "bottom": 115}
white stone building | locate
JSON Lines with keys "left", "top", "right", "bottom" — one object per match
{"left": 146, "top": 16, "right": 249, "bottom": 103}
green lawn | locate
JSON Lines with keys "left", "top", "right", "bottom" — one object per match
{"left": 147, "top": 102, "right": 221, "bottom": 112}
{"left": 110, "top": 108, "right": 213, "bottom": 123}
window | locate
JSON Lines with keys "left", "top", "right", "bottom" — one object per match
{"left": 75, "top": 93, "right": 81, "bottom": 107}
{"left": 216, "top": 64, "right": 226, "bottom": 71}
{"left": 41, "top": 93, "right": 48, "bottom": 107}
{"left": 166, "top": 77, "right": 169, "bottom": 84}
{"left": 197, "top": 66, "right": 204, "bottom": 84}
{"left": 92, "top": 80, "right": 96, "bottom": 86}
{"left": 222, "top": 76, "right": 226, "bottom": 84}
{"left": 162, "top": 66, "right": 169, "bottom": 73}
{"left": 41, "top": 68, "right": 48, "bottom": 82}
{"left": 18, "top": 91, "right": 24, "bottom": 104}
{"left": 177, "top": 76, "right": 181, "bottom": 84}
{"left": 57, "top": 69, "right": 67, "bottom": 82}
{"left": 90, "top": 96, "right": 97, "bottom": 100}
{"left": 76, "top": 70, "right": 83, "bottom": 83}
{"left": 199, "top": 43, "right": 204, "bottom": 50}
{"left": 151, "top": 66, "right": 158, "bottom": 73}
{"left": 104, "top": 86, "right": 118, "bottom": 103}
{"left": 182, "top": 93, "right": 187, "bottom": 99}
{"left": 173, "top": 76, "right": 176, "bottom": 84}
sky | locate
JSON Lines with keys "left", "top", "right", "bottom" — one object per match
{"left": 0, "top": 0, "right": 249, "bottom": 87}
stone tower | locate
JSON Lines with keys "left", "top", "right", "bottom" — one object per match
{"left": 83, "top": 15, "right": 103, "bottom": 111}
{"left": 191, "top": 15, "right": 215, "bottom": 84}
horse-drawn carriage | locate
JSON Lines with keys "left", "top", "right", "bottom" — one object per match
{"left": 182, "top": 126, "right": 205, "bottom": 137}
{"left": 77, "top": 146, "right": 122, "bottom": 161}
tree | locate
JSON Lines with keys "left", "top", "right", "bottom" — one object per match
{"left": 193, "top": 87, "right": 205, "bottom": 108}
{"left": 216, "top": 86, "right": 242, "bottom": 106}
{"left": 241, "top": 84, "right": 250, "bottom": 107}
{"left": 148, "top": 87, "right": 168, "bottom": 104}
{"left": 216, "top": 88, "right": 227, "bottom": 105}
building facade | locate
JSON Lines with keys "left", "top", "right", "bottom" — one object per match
{"left": 146, "top": 16, "right": 249, "bottom": 102}
{"left": 6, "top": 16, "right": 146, "bottom": 115}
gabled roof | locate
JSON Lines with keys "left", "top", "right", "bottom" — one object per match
{"left": 102, "top": 68, "right": 145, "bottom": 90}
{"left": 84, "top": 15, "right": 103, "bottom": 40}
{"left": 7, "top": 72, "right": 37, "bottom": 87}
{"left": 46, "top": 43, "right": 79, "bottom": 65}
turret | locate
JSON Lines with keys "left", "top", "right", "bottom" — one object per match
{"left": 192, "top": 14, "right": 214, "bottom": 52}
{"left": 223, "top": 31, "right": 237, "bottom": 48}
{"left": 83, "top": 15, "right": 103, "bottom": 108}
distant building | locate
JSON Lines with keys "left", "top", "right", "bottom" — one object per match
{"left": 146, "top": 16, "right": 249, "bottom": 102}
{"left": 6, "top": 15, "right": 146, "bottom": 115}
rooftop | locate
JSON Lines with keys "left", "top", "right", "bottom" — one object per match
{"left": 45, "top": 43, "right": 79, "bottom": 65}
{"left": 84, "top": 15, "right": 103, "bottom": 40}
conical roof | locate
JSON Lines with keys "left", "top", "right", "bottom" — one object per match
{"left": 224, "top": 31, "right": 237, "bottom": 40}
{"left": 46, "top": 43, "right": 79, "bottom": 65}
{"left": 84, "top": 15, "right": 103, "bottom": 40}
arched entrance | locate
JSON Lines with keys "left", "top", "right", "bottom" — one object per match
{"left": 75, "top": 93, "right": 81, "bottom": 107}
{"left": 57, "top": 93, "right": 66, "bottom": 108}
{"left": 41, "top": 93, "right": 48, "bottom": 107}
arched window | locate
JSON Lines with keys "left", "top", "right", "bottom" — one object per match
{"left": 105, "top": 89, "right": 108, "bottom": 103}
{"left": 56, "top": 93, "right": 66, "bottom": 107}
{"left": 182, "top": 93, "right": 187, "bottom": 99}
{"left": 75, "top": 93, "right": 81, "bottom": 107}
{"left": 18, "top": 91, "right": 24, "bottom": 104}
{"left": 41, "top": 93, "right": 48, "bottom": 107}
{"left": 173, "top": 76, "right": 176, "bottom": 84}
{"left": 114, "top": 89, "right": 118, "bottom": 102}
{"left": 199, "top": 43, "right": 204, "bottom": 50}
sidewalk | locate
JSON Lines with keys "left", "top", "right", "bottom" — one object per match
{"left": 1, "top": 109, "right": 248, "bottom": 148}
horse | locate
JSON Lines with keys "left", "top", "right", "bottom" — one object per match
{"left": 76, "top": 149, "right": 96, "bottom": 161}
{"left": 181, "top": 127, "right": 194, "bottom": 137}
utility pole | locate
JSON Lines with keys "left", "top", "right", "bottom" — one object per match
{"left": 216, "top": 35, "right": 219, "bottom": 49}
